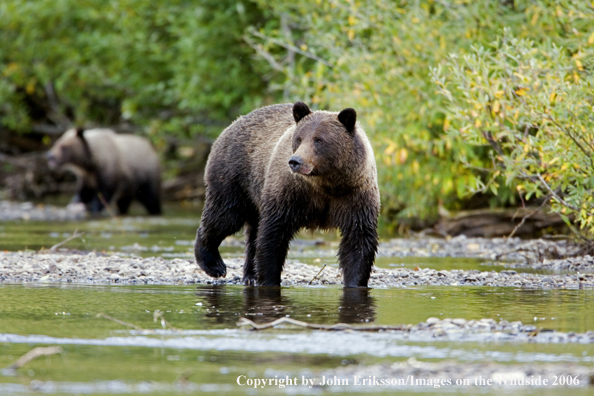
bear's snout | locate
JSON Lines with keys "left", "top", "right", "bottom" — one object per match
{"left": 289, "top": 155, "right": 314, "bottom": 175}
{"left": 46, "top": 152, "right": 58, "bottom": 169}
{"left": 289, "top": 156, "right": 303, "bottom": 172}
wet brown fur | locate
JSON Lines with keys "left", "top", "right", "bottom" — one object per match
{"left": 194, "top": 102, "right": 379, "bottom": 287}
{"left": 47, "top": 128, "right": 162, "bottom": 215}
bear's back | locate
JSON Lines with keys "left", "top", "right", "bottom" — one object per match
{"left": 207, "top": 104, "right": 296, "bottom": 206}
{"left": 113, "top": 134, "right": 160, "bottom": 177}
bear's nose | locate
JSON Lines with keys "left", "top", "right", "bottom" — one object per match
{"left": 289, "top": 156, "right": 303, "bottom": 172}
{"left": 46, "top": 152, "right": 57, "bottom": 169}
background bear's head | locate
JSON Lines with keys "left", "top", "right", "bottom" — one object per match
{"left": 289, "top": 102, "right": 366, "bottom": 185}
{"left": 47, "top": 128, "right": 95, "bottom": 171}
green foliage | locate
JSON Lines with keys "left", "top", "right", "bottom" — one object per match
{"left": 434, "top": 20, "right": 594, "bottom": 232}
{"left": 248, "top": 0, "right": 594, "bottom": 224}
{"left": 0, "top": 0, "right": 272, "bottom": 140}
{"left": 3, "top": 0, "right": 594, "bottom": 228}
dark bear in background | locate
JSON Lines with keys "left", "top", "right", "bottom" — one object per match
{"left": 47, "top": 128, "right": 162, "bottom": 215}
{"left": 194, "top": 102, "right": 380, "bottom": 287}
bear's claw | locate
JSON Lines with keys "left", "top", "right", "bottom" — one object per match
{"left": 242, "top": 274, "right": 257, "bottom": 286}
{"left": 198, "top": 258, "right": 226, "bottom": 278}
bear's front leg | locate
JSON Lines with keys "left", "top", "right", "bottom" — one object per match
{"left": 337, "top": 201, "right": 379, "bottom": 288}
{"left": 254, "top": 201, "right": 300, "bottom": 287}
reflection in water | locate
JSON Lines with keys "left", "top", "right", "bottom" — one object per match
{"left": 195, "top": 286, "right": 376, "bottom": 326}
{"left": 195, "top": 285, "right": 241, "bottom": 326}
{"left": 243, "top": 287, "right": 288, "bottom": 322}
{"left": 339, "top": 288, "right": 376, "bottom": 323}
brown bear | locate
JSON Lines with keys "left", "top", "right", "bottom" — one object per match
{"left": 194, "top": 102, "right": 380, "bottom": 287}
{"left": 47, "top": 128, "right": 162, "bottom": 215}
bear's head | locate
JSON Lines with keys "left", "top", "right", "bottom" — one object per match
{"left": 47, "top": 128, "right": 93, "bottom": 171}
{"left": 289, "top": 102, "right": 365, "bottom": 186}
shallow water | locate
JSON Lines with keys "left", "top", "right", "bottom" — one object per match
{"left": 1, "top": 207, "right": 594, "bottom": 394}
{"left": 1, "top": 284, "right": 594, "bottom": 395}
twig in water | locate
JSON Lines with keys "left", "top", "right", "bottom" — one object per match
{"left": 174, "top": 368, "right": 195, "bottom": 385}
{"left": 49, "top": 229, "right": 85, "bottom": 251}
{"left": 97, "top": 192, "right": 117, "bottom": 218}
{"left": 308, "top": 264, "right": 327, "bottom": 285}
{"left": 96, "top": 313, "right": 145, "bottom": 331}
{"left": 237, "top": 317, "right": 409, "bottom": 332}
{"left": 4, "top": 346, "right": 63, "bottom": 372}
{"left": 153, "top": 310, "right": 180, "bottom": 331}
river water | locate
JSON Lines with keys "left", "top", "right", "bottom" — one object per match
{"left": 0, "top": 205, "right": 593, "bottom": 395}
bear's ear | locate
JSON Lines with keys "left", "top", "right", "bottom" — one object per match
{"left": 293, "top": 102, "right": 311, "bottom": 123}
{"left": 338, "top": 108, "right": 356, "bottom": 134}
{"left": 75, "top": 128, "right": 85, "bottom": 139}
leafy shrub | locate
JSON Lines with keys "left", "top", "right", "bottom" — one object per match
{"left": 433, "top": 24, "right": 594, "bottom": 233}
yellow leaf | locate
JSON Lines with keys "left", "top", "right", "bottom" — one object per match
{"left": 588, "top": 31, "right": 594, "bottom": 44}
{"left": 492, "top": 101, "right": 500, "bottom": 114}
{"left": 576, "top": 59, "right": 584, "bottom": 71}
{"left": 348, "top": 29, "right": 355, "bottom": 41}
{"left": 412, "top": 160, "right": 420, "bottom": 173}
{"left": 574, "top": 71, "right": 580, "bottom": 83}
{"left": 26, "top": 80, "right": 36, "bottom": 95}
{"left": 3, "top": 62, "right": 19, "bottom": 76}
{"left": 549, "top": 91, "right": 556, "bottom": 103}
{"left": 398, "top": 148, "right": 408, "bottom": 164}
{"left": 514, "top": 87, "right": 529, "bottom": 96}
{"left": 494, "top": 90, "right": 505, "bottom": 98}
{"left": 384, "top": 141, "right": 397, "bottom": 156}
{"left": 412, "top": 17, "right": 420, "bottom": 23}
{"left": 348, "top": 16, "right": 357, "bottom": 26}
{"left": 443, "top": 117, "right": 450, "bottom": 131}
{"left": 475, "top": 119, "right": 482, "bottom": 128}
{"left": 530, "top": 12, "right": 539, "bottom": 26}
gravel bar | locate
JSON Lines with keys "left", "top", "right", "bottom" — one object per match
{"left": 378, "top": 235, "right": 581, "bottom": 262}
{"left": 1, "top": 251, "right": 594, "bottom": 289}
{"left": 0, "top": 201, "right": 86, "bottom": 221}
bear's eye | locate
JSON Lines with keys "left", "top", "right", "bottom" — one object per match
{"left": 314, "top": 138, "right": 323, "bottom": 144}
{"left": 296, "top": 137, "right": 302, "bottom": 144}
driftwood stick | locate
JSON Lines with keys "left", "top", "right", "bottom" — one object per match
{"left": 97, "top": 192, "right": 117, "bottom": 218}
{"left": 153, "top": 310, "right": 180, "bottom": 331}
{"left": 5, "top": 346, "right": 63, "bottom": 370}
{"left": 96, "top": 313, "right": 145, "bottom": 331}
{"left": 309, "top": 264, "right": 327, "bottom": 285}
{"left": 49, "top": 229, "right": 85, "bottom": 251}
{"left": 237, "top": 317, "right": 409, "bottom": 332}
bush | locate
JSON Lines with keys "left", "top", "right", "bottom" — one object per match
{"left": 0, "top": 0, "right": 272, "bottom": 140}
{"left": 433, "top": 23, "right": 594, "bottom": 233}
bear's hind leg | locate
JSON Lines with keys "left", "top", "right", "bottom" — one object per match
{"left": 194, "top": 193, "right": 245, "bottom": 278}
{"left": 117, "top": 195, "right": 133, "bottom": 215}
{"left": 137, "top": 182, "right": 162, "bottom": 215}
{"left": 242, "top": 221, "right": 258, "bottom": 286}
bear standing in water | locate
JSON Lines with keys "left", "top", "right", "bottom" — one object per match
{"left": 194, "top": 102, "right": 380, "bottom": 287}
{"left": 47, "top": 128, "right": 162, "bottom": 215}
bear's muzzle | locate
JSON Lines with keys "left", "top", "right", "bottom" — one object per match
{"left": 289, "top": 155, "right": 313, "bottom": 175}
